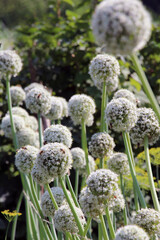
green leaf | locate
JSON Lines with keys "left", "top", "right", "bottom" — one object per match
{"left": 62, "top": 0, "right": 74, "bottom": 6}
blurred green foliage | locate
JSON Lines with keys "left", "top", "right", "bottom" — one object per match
{"left": 137, "top": 147, "right": 160, "bottom": 166}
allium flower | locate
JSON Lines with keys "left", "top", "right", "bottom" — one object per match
{"left": 45, "top": 96, "right": 63, "bottom": 120}
{"left": 89, "top": 54, "right": 120, "bottom": 93}
{"left": 10, "top": 86, "right": 26, "bottom": 106}
{"left": 36, "top": 143, "right": 72, "bottom": 178}
{"left": 41, "top": 187, "right": 65, "bottom": 217}
{"left": 130, "top": 108, "right": 160, "bottom": 147}
{"left": 113, "top": 89, "right": 137, "bottom": 105}
{"left": 25, "top": 88, "right": 51, "bottom": 115}
{"left": 31, "top": 162, "right": 53, "bottom": 185}
{"left": 88, "top": 132, "right": 115, "bottom": 158}
{"left": 54, "top": 205, "right": 86, "bottom": 234}
{"left": 107, "top": 152, "right": 130, "bottom": 175}
{"left": 1, "top": 115, "right": 25, "bottom": 139}
{"left": 15, "top": 145, "right": 38, "bottom": 174}
{"left": 68, "top": 94, "right": 96, "bottom": 126}
{"left": 26, "top": 116, "right": 38, "bottom": 131}
{"left": 86, "top": 169, "right": 118, "bottom": 202}
{"left": 44, "top": 124, "right": 72, "bottom": 148}
{"left": 71, "top": 147, "right": 86, "bottom": 170}
{"left": 24, "top": 82, "right": 47, "bottom": 94}
{"left": 17, "top": 128, "right": 38, "bottom": 148}
{"left": 79, "top": 187, "right": 105, "bottom": 220}
{"left": 115, "top": 225, "right": 149, "bottom": 240}
{"left": 91, "top": 0, "right": 152, "bottom": 55}
{"left": 79, "top": 155, "right": 96, "bottom": 177}
{"left": 133, "top": 208, "right": 160, "bottom": 236}
{"left": 6, "top": 107, "right": 29, "bottom": 120}
{"left": 57, "top": 97, "right": 68, "bottom": 118}
{"left": 105, "top": 98, "right": 137, "bottom": 132}
{"left": 0, "top": 50, "right": 22, "bottom": 77}
{"left": 108, "top": 187, "right": 125, "bottom": 212}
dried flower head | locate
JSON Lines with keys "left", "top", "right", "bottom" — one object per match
{"left": 9, "top": 86, "right": 26, "bottom": 106}
{"left": 115, "top": 225, "right": 149, "bottom": 240}
{"left": 113, "top": 89, "right": 137, "bottom": 105}
{"left": 45, "top": 96, "right": 63, "bottom": 120}
{"left": 71, "top": 147, "right": 86, "bottom": 170}
{"left": 107, "top": 152, "right": 130, "bottom": 175}
{"left": 31, "top": 162, "right": 54, "bottom": 185}
{"left": 57, "top": 97, "right": 68, "bottom": 118}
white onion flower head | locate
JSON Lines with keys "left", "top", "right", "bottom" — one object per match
{"left": 24, "top": 82, "right": 47, "bottom": 94}
{"left": 1, "top": 115, "right": 25, "bottom": 139}
{"left": 133, "top": 208, "right": 160, "bottom": 236}
{"left": 36, "top": 143, "right": 72, "bottom": 178}
{"left": 87, "top": 169, "right": 118, "bottom": 202}
{"left": 45, "top": 96, "right": 63, "bottom": 120}
{"left": 115, "top": 225, "right": 149, "bottom": 240}
{"left": 0, "top": 50, "right": 22, "bottom": 77}
{"left": 26, "top": 116, "right": 38, "bottom": 131}
{"left": 107, "top": 152, "right": 130, "bottom": 175}
{"left": 79, "top": 155, "right": 96, "bottom": 177}
{"left": 113, "top": 89, "right": 137, "bottom": 105}
{"left": 6, "top": 107, "right": 29, "bottom": 120}
{"left": 54, "top": 205, "right": 86, "bottom": 234}
{"left": 31, "top": 162, "right": 53, "bottom": 185}
{"left": 10, "top": 86, "right": 26, "bottom": 106}
{"left": 89, "top": 54, "right": 120, "bottom": 93}
{"left": 44, "top": 124, "right": 72, "bottom": 148}
{"left": 108, "top": 187, "right": 125, "bottom": 212}
{"left": 25, "top": 88, "right": 51, "bottom": 115}
{"left": 17, "top": 128, "right": 38, "bottom": 148}
{"left": 89, "top": 132, "right": 115, "bottom": 159}
{"left": 15, "top": 145, "right": 38, "bottom": 174}
{"left": 79, "top": 187, "right": 105, "bottom": 221}
{"left": 130, "top": 108, "right": 160, "bottom": 147}
{"left": 57, "top": 97, "right": 68, "bottom": 118}
{"left": 68, "top": 94, "right": 96, "bottom": 126}
{"left": 71, "top": 147, "right": 86, "bottom": 170}
{"left": 105, "top": 98, "right": 137, "bottom": 132}
{"left": 92, "top": 0, "right": 152, "bottom": 55}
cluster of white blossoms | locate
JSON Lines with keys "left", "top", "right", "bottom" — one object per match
{"left": 57, "top": 97, "right": 68, "bottom": 118}
{"left": 133, "top": 208, "right": 160, "bottom": 236}
{"left": 79, "top": 155, "right": 95, "bottom": 177}
{"left": 31, "top": 162, "right": 53, "bottom": 185}
{"left": 35, "top": 143, "right": 72, "bottom": 179}
{"left": 108, "top": 187, "right": 125, "bottom": 212}
{"left": 91, "top": 0, "right": 152, "bottom": 55}
{"left": 15, "top": 145, "right": 38, "bottom": 174}
{"left": 10, "top": 86, "right": 26, "bottom": 106}
{"left": 107, "top": 152, "right": 130, "bottom": 175}
{"left": 105, "top": 98, "right": 137, "bottom": 132}
{"left": 24, "top": 82, "right": 47, "bottom": 94}
{"left": 17, "top": 128, "right": 39, "bottom": 148}
{"left": 45, "top": 96, "right": 63, "bottom": 120}
{"left": 71, "top": 147, "right": 86, "bottom": 170}
{"left": 68, "top": 94, "right": 96, "bottom": 126}
{"left": 54, "top": 205, "right": 86, "bottom": 234}
{"left": 88, "top": 132, "right": 115, "bottom": 158}
{"left": 0, "top": 50, "right": 22, "bottom": 77}
{"left": 89, "top": 54, "right": 120, "bottom": 93}
{"left": 113, "top": 89, "right": 137, "bottom": 105}
{"left": 25, "top": 88, "right": 51, "bottom": 115}
{"left": 115, "top": 225, "right": 149, "bottom": 240}
{"left": 44, "top": 124, "right": 72, "bottom": 148}
{"left": 130, "top": 108, "right": 160, "bottom": 147}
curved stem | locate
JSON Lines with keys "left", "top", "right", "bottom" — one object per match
{"left": 38, "top": 112, "right": 43, "bottom": 148}
{"left": 100, "top": 81, "right": 107, "bottom": 132}
{"left": 46, "top": 184, "right": 59, "bottom": 210}
{"left": 99, "top": 214, "right": 109, "bottom": 240}
{"left": 81, "top": 119, "right": 90, "bottom": 175}
{"left": 105, "top": 207, "right": 115, "bottom": 240}
{"left": 75, "top": 170, "right": 79, "bottom": 198}
{"left": 144, "top": 137, "right": 160, "bottom": 211}
{"left": 66, "top": 175, "right": 80, "bottom": 208}
{"left": 120, "top": 174, "right": 128, "bottom": 225}
{"left": 131, "top": 53, "right": 160, "bottom": 122}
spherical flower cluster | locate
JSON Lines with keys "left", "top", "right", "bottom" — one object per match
{"left": 105, "top": 98, "right": 137, "bottom": 132}
{"left": 17, "top": 128, "right": 39, "bottom": 148}
{"left": 0, "top": 50, "right": 22, "bottom": 77}
{"left": 68, "top": 94, "right": 96, "bottom": 126}
{"left": 25, "top": 88, "right": 51, "bottom": 115}
{"left": 113, "top": 89, "right": 137, "bottom": 105}
{"left": 31, "top": 162, "right": 53, "bottom": 185}
{"left": 115, "top": 225, "right": 149, "bottom": 240}
{"left": 10, "top": 86, "right": 26, "bottom": 106}
{"left": 24, "top": 82, "right": 47, "bottom": 94}
{"left": 133, "top": 208, "right": 160, "bottom": 236}
{"left": 57, "top": 97, "right": 68, "bottom": 118}
{"left": 7, "top": 107, "right": 29, "bottom": 120}
{"left": 44, "top": 124, "right": 72, "bottom": 148}
{"left": 15, "top": 145, "right": 38, "bottom": 174}
{"left": 1, "top": 115, "right": 25, "bottom": 139}
{"left": 26, "top": 116, "right": 38, "bottom": 131}
{"left": 88, "top": 132, "right": 115, "bottom": 159}
{"left": 41, "top": 187, "right": 65, "bottom": 217}
{"left": 107, "top": 152, "right": 130, "bottom": 175}
{"left": 54, "top": 205, "right": 86, "bottom": 234}
{"left": 71, "top": 147, "right": 86, "bottom": 170}
{"left": 108, "top": 187, "right": 125, "bottom": 212}
{"left": 36, "top": 143, "right": 72, "bottom": 178}
{"left": 130, "top": 108, "right": 160, "bottom": 147}
{"left": 45, "top": 96, "right": 63, "bottom": 120}
{"left": 86, "top": 169, "right": 118, "bottom": 202}
{"left": 91, "top": 0, "right": 152, "bottom": 55}
{"left": 89, "top": 54, "right": 120, "bottom": 93}
{"left": 79, "top": 187, "right": 105, "bottom": 220}
{"left": 79, "top": 155, "right": 96, "bottom": 177}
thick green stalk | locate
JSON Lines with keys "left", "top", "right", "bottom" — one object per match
{"left": 81, "top": 119, "right": 90, "bottom": 175}
{"left": 144, "top": 137, "right": 160, "bottom": 211}
{"left": 75, "top": 170, "right": 79, "bottom": 198}
{"left": 99, "top": 214, "right": 109, "bottom": 240}
{"left": 29, "top": 207, "right": 39, "bottom": 240}
{"left": 122, "top": 131, "right": 146, "bottom": 208}
{"left": 38, "top": 112, "right": 43, "bottom": 148}
{"left": 156, "top": 166, "right": 160, "bottom": 199}
{"left": 5, "top": 223, "right": 10, "bottom": 240}
{"left": 49, "top": 218, "right": 58, "bottom": 240}
{"left": 46, "top": 184, "right": 59, "bottom": 210}
{"left": 66, "top": 175, "right": 80, "bottom": 208}
{"left": 131, "top": 53, "right": 160, "bottom": 122}
{"left": 25, "top": 195, "right": 33, "bottom": 240}
{"left": 98, "top": 224, "right": 102, "bottom": 240}
{"left": 120, "top": 175, "right": 128, "bottom": 225}
{"left": 83, "top": 217, "right": 92, "bottom": 237}
{"left": 105, "top": 207, "right": 115, "bottom": 239}
{"left": 100, "top": 81, "right": 107, "bottom": 132}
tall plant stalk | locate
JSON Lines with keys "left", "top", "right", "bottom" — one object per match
{"left": 75, "top": 170, "right": 79, "bottom": 198}
{"left": 99, "top": 214, "right": 109, "bottom": 240}
{"left": 38, "top": 112, "right": 43, "bottom": 148}
{"left": 81, "top": 119, "right": 90, "bottom": 175}
{"left": 100, "top": 81, "right": 108, "bottom": 132}
{"left": 105, "top": 207, "right": 115, "bottom": 239}
{"left": 66, "top": 175, "right": 80, "bottom": 208}
{"left": 120, "top": 174, "right": 128, "bottom": 225}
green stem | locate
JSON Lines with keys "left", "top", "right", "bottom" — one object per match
{"left": 131, "top": 53, "right": 160, "bottom": 122}
{"left": 54, "top": 178, "right": 59, "bottom": 187}
{"left": 81, "top": 119, "right": 90, "bottom": 175}
{"left": 57, "top": 119, "right": 61, "bottom": 124}
{"left": 105, "top": 207, "right": 115, "bottom": 239}
{"left": 120, "top": 175, "right": 128, "bottom": 225}
{"left": 98, "top": 223, "right": 102, "bottom": 240}
{"left": 122, "top": 131, "right": 146, "bottom": 208}
{"left": 66, "top": 175, "right": 80, "bottom": 208}
{"left": 75, "top": 170, "right": 79, "bottom": 198}
{"left": 156, "top": 166, "right": 160, "bottom": 199}
{"left": 83, "top": 217, "right": 92, "bottom": 237}
{"left": 38, "top": 112, "right": 43, "bottom": 148}
{"left": 5, "top": 222, "right": 10, "bottom": 240}
{"left": 25, "top": 195, "right": 33, "bottom": 240}
{"left": 99, "top": 157, "right": 104, "bottom": 169}
{"left": 29, "top": 207, "right": 39, "bottom": 240}
{"left": 144, "top": 137, "right": 160, "bottom": 211}
{"left": 99, "top": 214, "right": 109, "bottom": 240}
{"left": 49, "top": 218, "right": 58, "bottom": 240}
{"left": 46, "top": 184, "right": 59, "bottom": 210}
{"left": 100, "top": 81, "right": 107, "bottom": 132}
